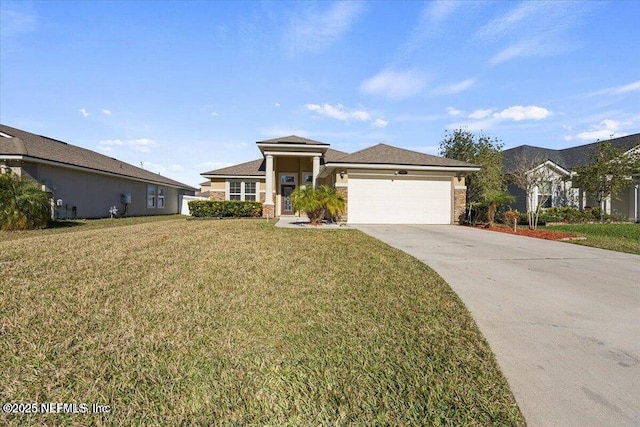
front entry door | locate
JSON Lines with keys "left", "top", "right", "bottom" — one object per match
{"left": 281, "top": 185, "right": 295, "bottom": 215}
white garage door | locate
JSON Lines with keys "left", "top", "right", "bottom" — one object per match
{"left": 348, "top": 176, "right": 452, "bottom": 224}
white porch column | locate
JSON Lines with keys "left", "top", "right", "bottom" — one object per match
{"left": 312, "top": 155, "right": 320, "bottom": 188}
{"left": 265, "top": 155, "right": 274, "bottom": 205}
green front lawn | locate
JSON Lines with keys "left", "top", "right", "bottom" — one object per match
{"left": 1, "top": 218, "right": 523, "bottom": 425}
{"left": 548, "top": 222, "right": 640, "bottom": 255}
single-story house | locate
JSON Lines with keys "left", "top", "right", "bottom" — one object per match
{"left": 0, "top": 124, "right": 196, "bottom": 219}
{"left": 201, "top": 136, "right": 479, "bottom": 224}
{"left": 503, "top": 133, "right": 640, "bottom": 221}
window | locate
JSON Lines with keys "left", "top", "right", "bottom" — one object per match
{"left": 538, "top": 181, "right": 552, "bottom": 208}
{"left": 281, "top": 175, "right": 295, "bottom": 184}
{"left": 228, "top": 181, "right": 257, "bottom": 201}
{"left": 303, "top": 173, "right": 313, "bottom": 185}
{"left": 147, "top": 185, "right": 166, "bottom": 208}
{"left": 157, "top": 188, "right": 165, "bottom": 208}
{"left": 147, "top": 185, "right": 156, "bottom": 208}
{"left": 244, "top": 182, "right": 256, "bottom": 201}
{"left": 229, "top": 182, "right": 241, "bottom": 200}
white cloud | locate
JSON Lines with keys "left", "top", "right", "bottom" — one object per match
{"left": 101, "top": 109, "right": 112, "bottom": 115}
{"left": 476, "top": 2, "right": 543, "bottom": 41}
{"left": 432, "top": 78, "right": 476, "bottom": 95}
{"left": 468, "top": 108, "right": 493, "bottom": 119}
{"left": 588, "top": 80, "right": 640, "bottom": 96}
{"left": 372, "top": 118, "right": 388, "bottom": 128}
{"left": 211, "top": 112, "right": 220, "bottom": 117}
{"left": 492, "top": 105, "right": 551, "bottom": 121}
{"left": 360, "top": 69, "right": 427, "bottom": 100}
{"left": 288, "top": 2, "right": 364, "bottom": 54}
{"left": 274, "top": 102, "right": 281, "bottom": 107}
{"left": 574, "top": 120, "right": 624, "bottom": 141}
{"left": 446, "top": 107, "right": 463, "bottom": 117}
{"left": 98, "top": 138, "right": 157, "bottom": 153}
{"left": 305, "top": 103, "right": 371, "bottom": 122}
{"left": 79, "top": 108, "right": 89, "bottom": 118}
{"left": 489, "top": 40, "right": 540, "bottom": 65}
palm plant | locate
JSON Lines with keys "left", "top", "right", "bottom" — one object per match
{"left": 484, "top": 190, "right": 515, "bottom": 227}
{"left": 0, "top": 170, "right": 51, "bottom": 230}
{"left": 290, "top": 185, "right": 345, "bottom": 225}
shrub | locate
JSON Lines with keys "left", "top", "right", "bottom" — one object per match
{"left": 188, "top": 200, "right": 262, "bottom": 218}
{"left": 539, "top": 206, "right": 601, "bottom": 224}
{"left": 290, "top": 185, "right": 345, "bottom": 225}
{"left": 0, "top": 170, "right": 51, "bottom": 230}
{"left": 504, "top": 209, "right": 520, "bottom": 231}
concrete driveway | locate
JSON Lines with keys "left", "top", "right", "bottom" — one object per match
{"left": 355, "top": 225, "right": 640, "bottom": 427}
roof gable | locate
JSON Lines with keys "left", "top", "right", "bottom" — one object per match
{"left": 331, "top": 143, "right": 476, "bottom": 167}
{"left": 0, "top": 124, "right": 195, "bottom": 189}
{"left": 256, "top": 135, "right": 329, "bottom": 146}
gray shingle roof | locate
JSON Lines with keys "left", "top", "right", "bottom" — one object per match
{"left": 503, "top": 133, "right": 640, "bottom": 172}
{"left": 202, "top": 158, "right": 265, "bottom": 176}
{"left": 256, "top": 135, "right": 329, "bottom": 145}
{"left": 0, "top": 124, "right": 196, "bottom": 190}
{"left": 202, "top": 148, "right": 350, "bottom": 176}
{"left": 330, "top": 143, "right": 477, "bottom": 168}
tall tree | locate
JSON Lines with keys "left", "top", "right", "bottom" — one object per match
{"left": 439, "top": 129, "right": 505, "bottom": 203}
{"left": 574, "top": 141, "right": 640, "bottom": 218}
{"left": 506, "top": 154, "right": 559, "bottom": 229}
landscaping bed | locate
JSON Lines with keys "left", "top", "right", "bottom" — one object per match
{"left": 468, "top": 224, "right": 578, "bottom": 241}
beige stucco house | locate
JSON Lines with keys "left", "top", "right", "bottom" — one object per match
{"left": 0, "top": 124, "right": 196, "bottom": 219}
{"left": 201, "top": 136, "right": 479, "bottom": 224}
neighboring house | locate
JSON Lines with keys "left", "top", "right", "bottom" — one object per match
{"left": 196, "top": 180, "right": 211, "bottom": 199}
{"left": 201, "top": 135, "right": 479, "bottom": 224}
{"left": 503, "top": 133, "right": 640, "bottom": 221}
{"left": 0, "top": 124, "right": 196, "bottom": 219}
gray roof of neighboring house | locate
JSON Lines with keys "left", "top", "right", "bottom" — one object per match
{"left": 202, "top": 148, "right": 349, "bottom": 176}
{"left": 330, "top": 143, "right": 477, "bottom": 168}
{"left": 256, "top": 135, "right": 330, "bottom": 145}
{"left": 503, "top": 133, "right": 640, "bottom": 172}
{"left": 0, "top": 124, "right": 196, "bottom": 190}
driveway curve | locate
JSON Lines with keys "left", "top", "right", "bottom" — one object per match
{"left": 355, "top": 225, "right": 640, "bottom": 427}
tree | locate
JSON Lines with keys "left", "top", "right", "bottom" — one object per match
{"left": 439, "top": 129, "right": 504, "bottom": 203}
{"left": 574, "top": 141, "right": 640, "bottom": 220}
{"left": 484, "top": 190, "right": 515, "bottom": 227}
{"left": 290, "top": 185, "right": 345, "bottom": 225}
{"left": 506, "top": 154, "right": 559, "bottom": 229}
{"left": 0, "top": 169, "right": 52, "bottom": 230}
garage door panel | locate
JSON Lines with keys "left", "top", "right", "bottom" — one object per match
{"left": 348, "top": 177, "right": 451, "bottom": 224}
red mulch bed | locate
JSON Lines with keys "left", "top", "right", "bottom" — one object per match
{"left": 467, "top": 224, "right": 578, "bottom": 241}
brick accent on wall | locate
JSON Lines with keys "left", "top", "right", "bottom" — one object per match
{"left": 260, "top": 192, "right": 265, "bottom": 203}
{"left": 263, "top": 204, "right": 275, "bottom": 218}
{"left": 336, "top": 187, "right": 348, "bottom": 223}
{"left": 454, "top": 188, "right": 467, "bottom": 224}
{"left": 210, "top": 191, "right": 225, "bottom": 201}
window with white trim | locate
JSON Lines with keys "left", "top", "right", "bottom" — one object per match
{"left": 229, "top": 181, "right": 241, "bottom": 200}
{"left": 228, "top": 181, "right": 257, "bottom": 201}
{"left": 303, "top": 172, "right": 313, "bottom": 185}
{"left": 157, "top": 188, "right": 165, "bottom": 208}
{"left": 244, "top": 182, "right": 256, "bottom": 201}
{"left": 147, "top": 185, "right": 156, "bottom": 208}
{"left": 147, "top": 185, "right": 166, "bottom": 208}
{"left": 538, "top": 181, "right": 552, "bottom": 208}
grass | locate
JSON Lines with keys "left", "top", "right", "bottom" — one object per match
{"left": 1, "top": 217, "right": 524, "bottom": 425}
{"left": 548, "top": 222, "right": 640, "bottom": 255}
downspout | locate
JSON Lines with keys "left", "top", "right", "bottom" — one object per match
{"left": 635, "top": 184, "right": 639, "bottom": 223}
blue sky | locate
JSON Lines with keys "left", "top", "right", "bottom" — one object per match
{"left": 1, "top": 1, "right": 639, "bottom": 187}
